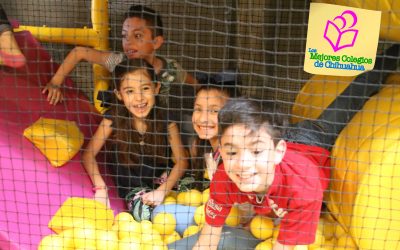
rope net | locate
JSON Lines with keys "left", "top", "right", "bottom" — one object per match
{"left": 0, "top": 1, "right": 399, "bottom": 249}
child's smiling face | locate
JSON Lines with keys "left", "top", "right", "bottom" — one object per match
{"left": 220, "top": 124, "right": 286, "bottom": 194}
{"left": 115, "top": 69, "right": 160, "bottom": 119}
{"left": 192, "top": 89, "right": 229, "bottom": 141}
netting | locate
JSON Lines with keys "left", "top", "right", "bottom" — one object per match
{"left": 0, "top": 0, "right": 399, "bottom": 249}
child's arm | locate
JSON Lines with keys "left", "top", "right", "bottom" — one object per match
{"left": 82, "top": 118, "right": 113, "bottom": 207}
{"left": 184, "top": 71, "right": 198, "bottom": 86}
{"left": 141, "top": 122, "right": 189, "bottom": 206}
{"left": 42, "top": 46, "right": 112, "bottom": 105}
{"left": 193, "top": 223, "right": 223, "bottom": 250}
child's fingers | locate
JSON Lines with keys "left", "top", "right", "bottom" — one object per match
{"left": 53, "top": 91, "right": 62, "bottom": 105}
{"left": 142, "top": 192, "right": 160, "bottom": 207}
{"left": 153, "top": 200, "right": 162, "bottom": 206}
{"left": 41, "top": 87, "right": 48, "bottom": 94}
{"left": 49, "top": 89, "right": 63, "bottom": 105}
{"left": 141, "top": 192, "right": 151, "bottom": 205}
{"left": 47, "top": 91, "right": 53, "bottom": 102}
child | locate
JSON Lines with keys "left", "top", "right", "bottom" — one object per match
{"left": 194, "top": 98, "right": 328, "bottom": 249}
{"left": 190, "top": 71, "right": 239, "bottom": 188}
{"left": 0, "top": 4, "right": 26, "bottom": 68}
{"left": 193, "top": 45, "right": 399, "bottom": 249}
{"left": 43, "top": 4, "right": 197, "bottom": 105}
{"left": 150, "top": 72, "right": 239, "bottom": 233}
{"left": 82, "top": 59, "right": 188, "bottom": 212}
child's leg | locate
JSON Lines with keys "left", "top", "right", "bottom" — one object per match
{"left": 0, "top": 4, "right": 26, "bottom": 68}
{"left": 286, "top": 44, "right": 399, "bottom": 150}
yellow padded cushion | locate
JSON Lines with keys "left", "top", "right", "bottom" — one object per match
{"left": 313, "top": 0, "right": 400, "bottom": 42}
{"left": 291, "top": 75, "right": 355, "bottom": 123}
{"left": 23, "top": 117, "right": 84, "bottom": 167}
{"left": 328, "top": 80, "right": 400, "bottom": 249}
{"left": 48, "top": 197, "right": 114, "bottom": 234}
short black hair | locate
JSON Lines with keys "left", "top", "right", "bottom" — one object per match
{"left": 218, "top": 98, "right": 288, "bottom": 145}
{"left": 125, "top": 5, "right": 163, "bottom": 37}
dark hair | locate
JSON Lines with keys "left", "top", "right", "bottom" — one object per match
{"left": 109, "top": 59, "right": 167, "bottom": 168}
{"left": 195, "top": 69, "right": 241, "bottom": 98}
{"left": 113, "top": 59, "right": 156, "bottom": 90}
{"left": 125, "top": 5, "right": 163, "bottom": 37}
{"left": 218, "top": 98, "right": 288, "bottom": 146}
{"left": 195, "top": 84, "right": 239, "bottom": 99}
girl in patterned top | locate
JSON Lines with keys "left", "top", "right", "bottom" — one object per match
{"left": 82, "top": 59, "right": 188, "bottom": 208}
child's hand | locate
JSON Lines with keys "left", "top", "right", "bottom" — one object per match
{"left": 42, "top": 83, "right": 63, "bottom": 105}
{"left": 268, "top": 199, "right": 287, "bottom": 218}
{"left": 94, "top": 189, "right": 111, "bottom": 208}
{"left": 141, "top": 189, "right": 167, "bottom": 207}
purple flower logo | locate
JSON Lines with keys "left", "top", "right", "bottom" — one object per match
{"left": 324, "top": 10, "right": 359, "bottom": 52}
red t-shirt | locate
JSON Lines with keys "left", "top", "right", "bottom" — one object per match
{"left": 205, "top": 142, "right": 330, "bottom": 245}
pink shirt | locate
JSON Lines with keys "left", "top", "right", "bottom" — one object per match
{"left": 205, "top": 142, "right": 330, "bottom": 245}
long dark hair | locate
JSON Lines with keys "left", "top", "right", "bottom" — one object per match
{"left": 190, "top": 83, "right": 240, "bottom": 188}
{"left": 109, "top": 59, "right": 168, "bottom": 167}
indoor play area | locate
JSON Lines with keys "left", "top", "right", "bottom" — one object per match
{"left": 0, "top": 0, "right": 399, "bottom": 249}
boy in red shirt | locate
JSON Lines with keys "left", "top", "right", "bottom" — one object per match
{"left": 189, "top": 44, "right": 399, "bottom": 250}
{"left": 194, "top": 98, "right": 330, "bottom": 249}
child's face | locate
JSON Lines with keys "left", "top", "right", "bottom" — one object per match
{"left": 122, "top": 17, "right": 162, "bottom": 60}
{"left": 192, "top": 89, "right": 229, "bottom": 141}
{"left": 220, "top": 124, "right": 286, "bottom": 194}
{"left": 115, "top": 69, "right": 160, "bottom": 119}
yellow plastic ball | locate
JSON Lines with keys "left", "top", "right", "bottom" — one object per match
{"left": 38, "top": 234, "right": 69, "bottom": 250}
{"left": 152, "top": 212, "right": 177, "bottom": 236}
{"left": 194, "top": 205, "right": 205, "bottom": 227}
{"left": 163, "top": 231, "right": 181, "bottom": 244}
{"left": 167, "top": 190, "right": 178, "bottom": 199}
{"left": 57, "top": 229, "right": 74, "bottom": 249}
{"left": 140, "top": 228, "right": 163, "bottom": 242}
{"left": 225, "top": 206, "right": 240, "bottom": 227}
{"left": 202, "top": 188, "right": 210, "bottom": 204}
{"left": 163, "top": 196, "right": 177, "bottom": 204}
{"left": 140, "top": 220, "right": 153, "bottom": 231}
{"left": 176, "top": 192, "right": 187, "bottom": 205}
{"left": 117, "top": 221, "right": 142, "bottom": 240}
{"left": 72, "top": 224, "right": 97, "bottom": 248}
{"left": 118, "top": 237, "right": 141, "bottom": 250}
{"left": 183, "top": 225, "right": 201, "bottom": 238}
{"left": 114, "top": 212, "right": 135, "bottom": 225}
{"left": 95, "top": 229, "right": 118, "bottom": 250}
{"left": 250, "top": 215, "right": 275, "bottom": 240}
{"left": 183, "top": 189, "right": 203, "bottom": 206}
{"left": 255, "top": 238, "right": 273, "bottom": 250}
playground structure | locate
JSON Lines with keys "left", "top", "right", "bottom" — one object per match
{"left": 15, "top": 0, "right": 110, "bottom": 114}
{"left": 0, "top": 0, "right": 399, "bottom": 249}
{"left": 0, "top": 1, "right": 125, "bottom": 249}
